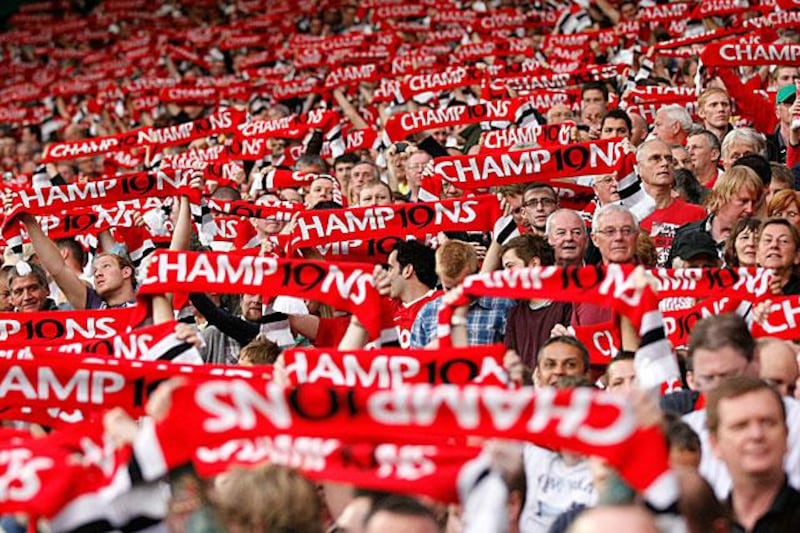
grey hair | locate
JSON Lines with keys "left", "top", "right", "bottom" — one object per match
{"left": 635, "top": 138, "right": 670, "bottom": 164}
{"left": 591, "top": 203, "right": 639, "bottom": 235}
{"left": 545, "top": 208, "right": 587, "bottom": 237}
{"left": 658, "top": 104, "right": 693, "bottom": 132}
{"left": 721, "top": 127, "right": 767, "bottom": 159}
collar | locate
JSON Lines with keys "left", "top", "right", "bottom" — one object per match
{"left": 727, "top": 476, "right": 797, "bottom": 530}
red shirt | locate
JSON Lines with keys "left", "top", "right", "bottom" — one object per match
{"left": 640, "top": 198, "right": 707, "bottom": 267}
{"left": 315, "top": 290, "right": 441, "bottom": 348}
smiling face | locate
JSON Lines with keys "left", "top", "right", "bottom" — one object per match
{"left": 735, "top": 227, "right": 758, "bottom": 267}
{"left": 756, "top": 222, "right": 800, "bottom": 274}
{"left": 547, "top": 210, "right": 588, "bottom": 266}
{"left": 536, "top": 341, "right": 587, "bottom": 386}
{"left": 10, "top": 274, "right": 48, "bottom": 312}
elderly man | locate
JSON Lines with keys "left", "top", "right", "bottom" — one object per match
{"left": 668, "top": 166, "right": 763, "bottom": 265}
{"left": 636, "top": 139, "right": 706, "bottom": 266}
{"left": 686, "top": 130, "right": 723, "bottom": 188}
{"left": 546, "top": 209, "right": 589, "bottom": 267}
{"left": 707, "top": 376, "right": 800, "bottom": 530}
{"left": 572, "top": 204, "right": 637, "bottom": 326}
{"left": 404, "top": 150, "right": 431, "bottom": 202}
{"left": 7, "top": 263, "right": 57, "bottom": 312}
{"left": 721, "top": 127, "right": 767, "bottom": 171}
{"left": 653, "top": 104, "right": 692, "bottom": 146}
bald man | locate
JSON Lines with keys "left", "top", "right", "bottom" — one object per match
{"left": 567, "top": 505, "right": 659, "bottom": 533}
{"left": 757, "top": 338, "right": 800, "bottom": 397}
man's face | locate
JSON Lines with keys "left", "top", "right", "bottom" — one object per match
{"left": 523, "top": 188, "right": 558, "bottom": 233}
{"left": 501, "top": 248, "right": 527, "bottom": 270}
{"left": 359, "top": 184, "right": 392, "bottom": 206}
{"left": 592, "top": 175, "right": 620, "bottom": 205}
{"left": 592, "top": 211, "right": 637, "bottom": 264}
{"left": 690, "top": 345, "right": 751, "bottom": 392}
{"left": 600, "top": 118, "right": 630, "bottom": 140}
{"left": 638, "top": 141, "right": 675, "bottom": 187}
{"left": 350, "top": 163, "right": 377, "bottom": 190}
{"left": 672, "top": 146, "right": 692, "bottom": 170}
{"left": 620, "top": 1, "right": 637, "bottom": 19}
{"left": 606, "top": 359, "right": 636, "bottom": 394}
{"left": 777, "top": 93, "right": 797, "bottom": 126}
{"left": 722, "top": 140, "right": 759, "bottom": 170}
{"left": 93, "top": 255, "right": 129, "bottom": 297}
{"left": 0, "top": 274, "right": 11, "bottom": 312}
{"left": 306, "top": 178, "right": 334, "bottom": 207}
{"left": 240, "top": 293, "right": 263, "bottom": 321}
{"left": 699, "top": 93, "right": 731, "bottom": 129}
{"left": 547, "top": 103, "right": 574, "bottom": 124}
{"left": 506, "top": 194, "right": 529, "bottom": 230}
{"left": 774, "top": 67, "right": 799, "bottom": 88}
{"left": 334, "top": 161, "right": 354, "bottom": 183}
{"left": 759, "top": 341, "right": 800, "bottom": 397}
{"left": 405, "top": 152, "right": 431, "bottom": 187}
{"left": 686, "top": 134, "right": 719, "bottom": 175}
{"left": 536, "top": 341, "right": 587, "bottom": 386}
{"left": 387, "top": 250, "right": 405, "bottom": 299}
{"left": 581, "top": 89, "right": 606, "bottom": 109}
{"left": 547, "top": 211, "right": 588, "bottom": 266}
{"left": 711, "top": 389, "right": 787, "bottom": 480}
{"left": 716, "top": 187, "right": 759, "bottom": 226}
{"left": 10, "top": 274, "right": 48, "bottom": 312}
{"left": 757, "top": 223, "right": 799, "bottom": 273}
{"left": 629, "top": 113, "right": 648, "bottom": 146}
{"left": 581, "top": 103, "right": 604, "bottom": 127}
{"left": 653, "top": 110, "right": 678, "bottom": 143}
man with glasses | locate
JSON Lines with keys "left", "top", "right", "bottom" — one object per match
{"left": 667, "top": 314, "right": 800, "bottom": 498}
{"left": 571, "top": 204, "right": 637, "bottom": 327}
{"left": 521, "top": 183, "right": 558, "bottom": 235}
{"left": 637, "top": 139, "right": 706, "bottom": 266}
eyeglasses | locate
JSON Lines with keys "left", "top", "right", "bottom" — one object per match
{"left": 523, "top": 198, "right": 556, "bottom": 209}
{"left": 596, "top": 226, "right": 636, "bottom": 238}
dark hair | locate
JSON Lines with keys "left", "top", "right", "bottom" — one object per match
{"left": 687, "top": 313, "right": 755, "bottom": 364}
{"left": 523, "top": 182, "right": 557, "bottom": 200}
{"left": 394, "top": 240, "right": 438, "bottom": 289}
{"left": 363, "top": 496, "right": 437, "bottom": 529}
{"left": 723, "top": 217, "right": 761, "bottom": 267}
{"left": 674, "top": 168, "right": 708, "bottom": 206}
{"left": 334, "top": 152, "right": 360, "bottom": 166}
{"left": 500, "top": 234, "right": 555, "bottom": 267}
{"left": 689, "top": 129, "right": 721, "bottom": 157}
{"left": 56, "top": 238, "right": 87, "bottom": 268}
{"left": 706, "top": 376, "right": 785, "bottom": 435}
{"left": 665, "top": 418, "right": 701, "bottom": 453}
{"left": 581, "top": 81, "right": 609, "bottom": 102}
{"left": 759, "top": 217, "right": 800, "bottom": 249}
{"left": 538, "top": 335, "right": 590, "bottom": 374}
{"left": 601, "top": 108, "right": 632, "bottom": 133}
{"left": 733, "top": 154, "right": 772, "bottom": 186}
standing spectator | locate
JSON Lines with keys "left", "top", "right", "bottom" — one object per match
{"left": 522, "top": 183, "right": 559, "bottom": 235}
{"left": 768, "top": 84, "right": 797, "bottom": 164}
{"left": 696, "top": 87, "right": 732, "bottom": 142}
{"left": 652, "top": 105, "right": 692, "bottom": 146}
{"left": 404, "top": 150, "right": 431, "bottom": 202}
{"left": 686, "top": 130, "right": 723, "bottom": 188}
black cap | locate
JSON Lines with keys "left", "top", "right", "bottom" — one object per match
{"left": 673, "top": 232, "right": 718, "bottom": 261}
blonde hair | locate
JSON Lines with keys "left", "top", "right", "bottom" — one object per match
{"left": 214, "top": 464, "right": 323, "bottom": 533}
{"left": 697, "top": 87, "right": 730, "bottom": 111}
{"left": 435, "top": 240, "right": 478, "bottom": 279}
{"left": 706, "top": 166, "right": 763, "bottom": 214}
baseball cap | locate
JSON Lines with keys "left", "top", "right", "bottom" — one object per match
{"left": 673, "top": 232, "right": 718, "bottom": 261}
{"left": 777, "top": 84, "right": 796, "bottom": 104}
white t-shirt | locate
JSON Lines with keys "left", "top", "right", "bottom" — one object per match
{"left": 519, "top": 444, "right": 596, "bottom": 533}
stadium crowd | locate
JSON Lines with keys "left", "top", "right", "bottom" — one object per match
{"left": 1, "top": 0, "right": 800, "bottom": 531}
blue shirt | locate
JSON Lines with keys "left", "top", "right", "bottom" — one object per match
{"left": 410, "top": 295, "right": 514, "bottom": 348}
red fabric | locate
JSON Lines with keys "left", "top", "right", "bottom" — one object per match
{"left": 139, "top": 251, "right": 383, "bottom": 338}
{"left": 640, "top": 199, "right": 707, "bottom": 267}
{"left": 715, "top": 67, "right": 777, "bottom": 134}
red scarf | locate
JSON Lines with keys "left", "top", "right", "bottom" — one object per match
{"left": 432, "top": 138, "right": 625, "bottom": 189}
{"left": 701, "top": 41, "right": 800, "bottom": 67}
{"left": 282, "top": 344, "right": 507, "bottom": 387}
{"left": 288, "top": 195, "right": 501, "bottom": 252}
{"left": 139, "top": 251, "right": 382, "bottom": 337}
{"left": 0, "top": 308, "right": 136, "bottom": 347}
{"left": 752, "top": 296, "right": 800, "bottom": 340}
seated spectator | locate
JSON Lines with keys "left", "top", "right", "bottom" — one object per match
{"left": 723, "top": 218, "right": 761, "bottom": 267}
